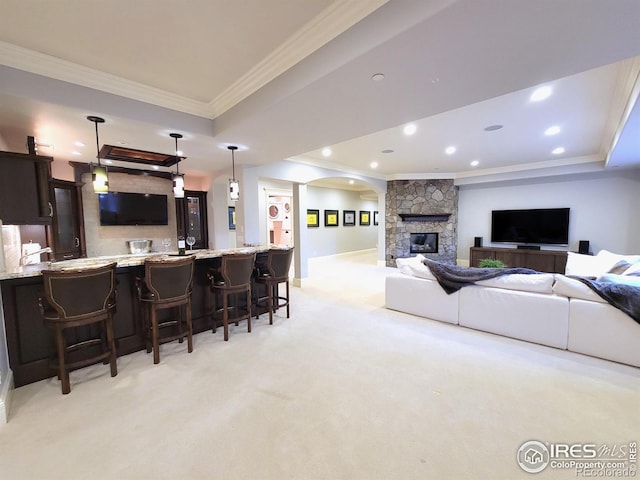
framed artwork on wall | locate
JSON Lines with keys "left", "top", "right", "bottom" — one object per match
{"left": 324, "top": 209, "right": 339, "bottom": 227}
{"left": 343, "top": 210, "right": 356, "bottom": 226}
{"left": 373, "top": 210, "right": 379, "bottom": 225}
{"left": 307, "top": 209, "right": 320, "bottom": 228}
{"left": 359, "top": 210, "right": 370, "bottom": 226}
{"left": 228, "top": 206, "right": 236, "bottom": 230}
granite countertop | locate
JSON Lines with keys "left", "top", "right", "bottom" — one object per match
{"left": 0, "top": 244, "right": 281, "bottom": 281}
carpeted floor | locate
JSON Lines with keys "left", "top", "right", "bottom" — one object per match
{"left": 1, "top": 250, "right": 639, "bottom": 479}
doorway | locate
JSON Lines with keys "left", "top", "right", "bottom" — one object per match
{"left": 266, "top": 193, "right": 293, "bottom": 246}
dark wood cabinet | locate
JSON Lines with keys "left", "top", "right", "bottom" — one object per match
{"left": 176, "top": 190, "right": 209, "bottom": 249}
{"left": 48, "top": 179, "right": 85, "bottom": 261}
{"left": 470, "top": 247, "right": 568, "bottom": 273}
{"left": 0, "top": 150, "right": 52, "bottom": 225}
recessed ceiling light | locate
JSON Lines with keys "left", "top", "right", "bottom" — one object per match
{"left": 470, "top": 160, "right": 479, "bottom": 167}
{"left": 545, "top": 125, "right": 561, "bottom": 136}
{"left": 552, "top": 147, "right": 565, "bottom": 155}
{"left": 484, "top": 124, "right": 503, "bottom": 132}
{"left": 403, "top": 124, "right": 417, "bottom": 136}
{"left": 371, "top": 73, "right": 385, "bottom": 82}
{"left": 445, "top": 146, "right": 456, "bottom": 155}
{"left": 71, "top": 151, "right": 81, "bottom": 156}
{"left": 370, "top": 161, "right": 379, "bottom": 169}
{"left": 348, "top": 179, "right": 355, "bottom": 185}
{"left": 152, "top": 165, "right": 159, "bottom": 170}
{"left": 381, "top": 149, "right": 394, "bottom": 154}
{"left": 530, "top": 86, "right": 552, "bottom": 102}
{"left": 322, "top": 147, "right": 332, "bottom": 157}
{"left": 104, "top": 159, "right": 113, "bottom": 165}
{"left": 74, "top": 141, "right": 85, "bottom": 147}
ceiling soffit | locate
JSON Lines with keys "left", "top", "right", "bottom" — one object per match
{"left": 0, "top": 1, "right": 388, "bottom": 120}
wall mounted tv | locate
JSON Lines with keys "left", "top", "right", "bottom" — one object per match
{"left": 490, "top": 208, "right": 570, "bottom": 246}
{"left": 99, "top": 192, "right": 168, "bottom": 226}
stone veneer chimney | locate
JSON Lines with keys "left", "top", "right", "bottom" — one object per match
{"left": 385, "top": 179, "right": 458, "bottom": 266}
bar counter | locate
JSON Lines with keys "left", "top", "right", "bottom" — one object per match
{"left": 0, "top": 246, "right": 275, "bottom": 387}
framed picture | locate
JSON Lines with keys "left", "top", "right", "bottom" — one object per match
{"left": 228, "top": 206, "right": 236, "bottom": 230}
{"left": 343, "top": 210, "right": 356, "bottom": 226}
{"left": 373, "top": 210, "right": 379, "bottom": 226}
{"left": 359, "top": 210, "right": 370, "bottom": 226}
{"left": 324, "top": 209, "right": 339, "bottom": 227}
{"left": 307, "top": 209, "right": 319, "bottom": 228}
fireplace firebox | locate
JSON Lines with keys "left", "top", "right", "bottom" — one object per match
{"left": 410, "top": 233, "right": 438, "bottom": 254}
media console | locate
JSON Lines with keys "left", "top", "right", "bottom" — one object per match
{"left": 470, "top": 246, "right": 568, "bottom": 273}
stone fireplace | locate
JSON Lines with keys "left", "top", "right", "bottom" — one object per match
{"left": 385, "top": 179, "right": 458, "bottom": 266}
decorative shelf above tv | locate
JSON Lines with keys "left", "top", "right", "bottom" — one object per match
{"left": 398, "top": 213, "right": 451, "bottom": 222}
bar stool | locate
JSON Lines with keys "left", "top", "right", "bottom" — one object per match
{"left": 136, "top": 255, "right": 195, "bottom": 364}
{"left": 208, "top": 251, "right": 256, "bottom": 341}
{"left": 254, "top": 247, "right": 294, "bottom": 325}
{"left": 39, "top": 262, "right": 118, "bottom": 394}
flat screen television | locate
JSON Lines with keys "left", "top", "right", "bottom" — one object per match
{"left": 99, "top": 191, "right": 168, "bottom": 226}
{"left": 490, "top": 208, "right": 570, "bottom": 246}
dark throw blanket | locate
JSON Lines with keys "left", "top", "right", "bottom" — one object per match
{"left": 571, "top": 276, "right": 640, "bottom": 325}
{"left": 423, "top": 258, "right": 540, "bottom": 295}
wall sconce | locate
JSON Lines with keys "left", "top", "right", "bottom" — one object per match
{"left": 228, "top": 145, "right": 239, "bottom": 201}
{"left": 170, "top": 133, "right": 184, "bottom": 199}
{"left": 87, "top": 116, "right": 108, "bottom": 193}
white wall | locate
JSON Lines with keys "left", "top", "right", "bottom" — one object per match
{"left": 456, "top": 170, "right": 640, "bottom": 261}
{"left": 306, "top": 186, "right": 378, "bottom": 258}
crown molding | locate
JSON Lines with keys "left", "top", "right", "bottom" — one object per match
{"left": 208, "top": 0, "right": 389, "bottom": 117}
{"left": 603, "top": 56, "right": 640, "bottom": 165}
{"left": 0, "top": 1, "right": 387, "bottom": 120}
{"left": 0, "top": 41, "right": 212, "bottom": 118}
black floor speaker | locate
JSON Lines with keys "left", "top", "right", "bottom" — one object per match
{"left": 578, "top": 240, "right": 590, "bottom": 254}
{"left": 474, "top": 236, "right": 483, "bottom": 247}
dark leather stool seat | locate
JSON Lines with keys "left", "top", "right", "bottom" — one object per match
{"left": 254, "top": 247, "right": 294, "bottom": 325}
{"left": 39, "top": 262, "right": 118, "bottom": 394}
{"left": 136, "top": 255, "right": 195, "bottom": 364}
{"left": 208, "top": 251, "right": 256, "bottom": 341}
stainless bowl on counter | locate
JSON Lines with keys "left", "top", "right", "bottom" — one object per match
{"left": 126, "top": 239, "right": 152, "bottom": 254}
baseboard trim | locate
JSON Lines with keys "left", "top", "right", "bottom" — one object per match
{"left": 0, "top": 369, "right": 14, "bottom": 424}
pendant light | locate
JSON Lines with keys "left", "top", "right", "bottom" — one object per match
{"left": 170, "top": 133, "right": 184, "bottom": 199}
{"left": 87, "top": 116, "right": 108, "bottom": 193}
{"left": 228, "top": 145, "right": 239, "bottom": 201}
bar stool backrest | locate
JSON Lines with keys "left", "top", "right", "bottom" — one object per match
{"left": 42, "top": 262, "right": 117, "bottom": 321}
{"left": 220, "top": 252, "right": 256, "bottom": 287}
{"left": 144, "top": 256, "right": 195, "bottom": 302}
{"left": 265, "top": 247, "right": 294, "bottom": 280}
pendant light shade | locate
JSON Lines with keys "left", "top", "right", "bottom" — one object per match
{"left": 87, "top": 116, "right": 108, "bottom": 193}
{"left": 170, "top": 133, "right": 184, "bottom": 199}
{"left": 228, "top": 145, "right": 239, "bottom": 201}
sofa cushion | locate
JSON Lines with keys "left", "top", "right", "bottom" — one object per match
{"left": 476, "top": 273, "right": 555, "bottom": 294}
{"left": 553, "top": 275, "right": 606, "bottom": 303}
{"left": 596, "top": 273, "right": 640, "bottom": 287}
{"left": 565, "top": 250, "right": 640, "bottom": 277}
{"left": 395, "top": 254, "right": 436, "bottom": 280}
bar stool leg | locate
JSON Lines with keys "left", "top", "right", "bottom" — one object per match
{"left": 223, "top": 291, "right": 229, "bottom": 341}
{"left": 246, "top": 288, "right": 252, "bottom": 333}
{"left": 106, "top": 316, "right": 117, "bottom": 377}
{"left": 285, "top": 280, "right": 290, "bottom": 318}
{"left": 151, "top": 309, "right": 160, "bottom": 364}
{"left": 187, "top": 300, "right": 193, "bottom": 353}
{"left": 55, "top": 325, "right": 71, "bottom": 394}
{"left": 268, "top": 283, "right": 274, "bottom": 325}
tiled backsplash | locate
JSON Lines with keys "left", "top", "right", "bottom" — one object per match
{"left": 82, "top": 172, "right": 178, "bottom": 257}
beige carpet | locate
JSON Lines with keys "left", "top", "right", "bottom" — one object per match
{"left": 1, "top": 250, "right": 639, "bottom": 479}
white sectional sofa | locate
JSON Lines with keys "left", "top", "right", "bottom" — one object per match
{"left": 385, "top": 252, "right": 640, "bottom": 367}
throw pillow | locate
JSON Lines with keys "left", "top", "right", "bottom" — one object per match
{"left": 607, "top": 260, "right": 632, "bottom": 275}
